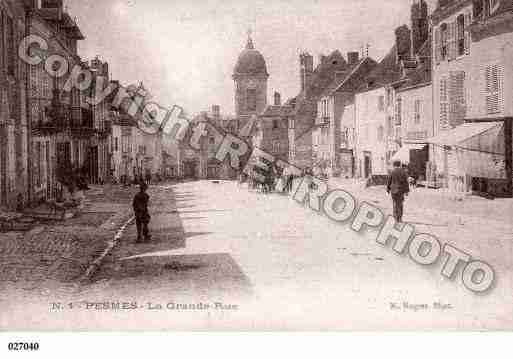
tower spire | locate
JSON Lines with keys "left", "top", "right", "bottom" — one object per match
{"left": 246, "top": 28, "right": 254, "bottom": 49}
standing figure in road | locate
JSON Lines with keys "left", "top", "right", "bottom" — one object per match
{"left": 133, "top": 182, "right": 152, "bottom": 243}
{"left": 387, "top": 161, "right": 410, "bottom": 223}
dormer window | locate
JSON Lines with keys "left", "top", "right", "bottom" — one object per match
{"left": 473, "top": 0, "right": 501, "bottom": 19}
{"left": 440, "top": 23, "right": 448, "bottom": 60}
{"left": 457, "top": 15, "right": 465, "bottom": 56}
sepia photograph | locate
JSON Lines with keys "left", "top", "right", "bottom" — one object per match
{"left": 0, "top": 0, "right": 513, "bottom": 340}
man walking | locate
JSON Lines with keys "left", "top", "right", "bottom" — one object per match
{"left": 387, "top": 161, "right": 410, "bottom": 223}
{"left": 133, "top": 182, "right": 151, "bottom": 243}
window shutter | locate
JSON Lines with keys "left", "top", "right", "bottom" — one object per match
{"left": 485, "top": 64, "right": 503, "bottom": 115}
{"left": 435, "top": 27, "right": 441, "bottom": 65}
{"left": 450, "top": 21, "right": 457, "bottom": 61}
{"left": 440, "top": 77, "right": 449, "bottom": 129}
{"left": 0, "top": 11, "right": 4, "bottom": 73}
{"left": 464, "top": 13, "right": 471, "bottom": 55}
{"left": 449, "top": 71, "right": 466, "bottom": 126}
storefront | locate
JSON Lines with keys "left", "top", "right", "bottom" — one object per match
{"left": 390, "top": 143, "right": 428, "bottom": 180}
{"left": 427, "top": 119, "right": 512, "bottom": 197}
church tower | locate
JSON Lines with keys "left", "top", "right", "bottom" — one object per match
{"left": 232, "top": 33, "right": 269, "bottom": 120}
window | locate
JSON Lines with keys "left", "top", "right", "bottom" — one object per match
{"left": 440, "top": 77, "right": 449, "bottom": 128}
{"left": 414, "top": 100, "right": 422, "bottom": 124}
{"left": 440, "top": 23, "right": 448, "bottom": 61}
{"left": 449, "top": 71, "right": 466, "bottom": 125}
{"left": 457, "top": 15, "right": 465, "bottom": 56}
{"left": 272, "top": 119, "right": 279, "bottom": 130}
{"left": 272, "top": 141, "right": 280, "bottom": 153}
{"left": 377, "top": 125, "right": 384, "bottom": 142}
{"left": 0, "top": 11, "right": 4, "bottom": 73}
{"left": 395, "top": 126, "right": 402, "bottom": 141}
{"left": 209, "top": 136, "right": 215, "bottom": 145}
{"left": 288, "top": 118, "right": 295, "bottom": 129}
{"left": 6, "top": 15, "right": 15, "bottom": 76}
{"left": 378, "top": 96, "right": 385, "bottom": 111}
{"left": 387, "top": 116, "right": 394, "bottom": 137}
{"left": 246, "top": 89, "right": 256, "bottom": 111}
{"left": 321, "top": 99, "right": 329, "bottom": 119}
{"left": 485, "top": 64, "right": 503, "bottom": 114}
{"left": 341, "top": 127, "right": 348, "bottom": 144}
{"left": 35, "top": 142, "right": 42, "bottom": 187}
{"left": 115, "top": 137, "right": 119, "bottom": 152}
{"left": 386, "top": 88, "right": 393, "bottom": 107}
{"left": 122, "top": 136, "right": 130, "bottom": 153}
{"left": 395, "top": 97, "right": 402, "bottom": 126}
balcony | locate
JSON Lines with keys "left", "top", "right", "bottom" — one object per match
{"left": 32, "top": 102, "right": 71, "bottom": 135}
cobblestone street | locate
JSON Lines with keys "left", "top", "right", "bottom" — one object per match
{"left": 2, "top": 180, "right": 512, "bottom": 330}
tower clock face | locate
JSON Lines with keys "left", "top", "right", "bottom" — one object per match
{"left": 247, "top": 79, "right": 257, "bottom": 88}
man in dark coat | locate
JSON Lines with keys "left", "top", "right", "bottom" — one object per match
{"left": 387, "top": 161, "right": 410, "bottom": 223}
{"left": 132, "top": 182, "right": 151, "bottom": 243}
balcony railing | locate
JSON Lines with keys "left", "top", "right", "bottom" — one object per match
{"left": 32, "top": 103, "right": 97, "bottom": 138}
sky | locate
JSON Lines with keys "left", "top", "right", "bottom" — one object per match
{"left": 66, "top": 0, "right": 437, "bottom": 116}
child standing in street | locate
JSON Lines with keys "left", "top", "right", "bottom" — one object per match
{"left": 132, "top": 182, "right": 152, "bottom": 243}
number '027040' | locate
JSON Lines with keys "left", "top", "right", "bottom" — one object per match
{"left": 8, "top": 342, "right": 40, "bottom": 351}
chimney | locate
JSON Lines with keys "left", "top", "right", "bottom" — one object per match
{"left": 411, "top": 0, "right": 429, "bottom": 56}
{"left": 300, "top": 52, "right": 314, "bottom": 93}
{"left": 211, "top": 105, "right": 220, "bottom": 120}
{"left": 395, "top": 25, "right": 412, "bottom": 62}
{"left": 347, "top": 51, "right": 360, "bottom": 65}
{"left": 274, "top": 92, "right": 281, "bottom": 106}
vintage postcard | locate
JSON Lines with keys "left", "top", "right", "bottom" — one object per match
{"left": 0, "top": 0, "right": 512, "bottom": 335}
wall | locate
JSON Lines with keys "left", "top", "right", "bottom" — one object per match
{"left": 355, "top": 87, "right": 388, "bottom": 177}
{"left": 399, "top": 83, "right": 434, "bottom": 142}
{"left": 0, "top": 0, "right": 29, "bottom": 209}
{"left": 467, "top": 32, "right": 513, "bottom": 119}
{"left": 255, "top": 115, "right": 289, "bottom": 161}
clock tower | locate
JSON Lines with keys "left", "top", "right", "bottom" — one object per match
{"left": 232, "top": 33, "right": 269, "bottom": 120}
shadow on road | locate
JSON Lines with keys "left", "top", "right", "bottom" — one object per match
{"left": 87, "top": 185, "right": 253, "bottom": 299}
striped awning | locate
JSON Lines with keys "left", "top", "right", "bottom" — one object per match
{"left": 427, "top": 122, "right": 506, "bottom": 179}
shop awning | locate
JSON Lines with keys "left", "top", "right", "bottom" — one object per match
{"left": 427, "top": 122, "right": 506, "bottom": 179}
{"left": 427, "top": 122, "right": 501, "bottom": 147}
{"left": 390, "top": 143, "right": 427, "bottom": 164}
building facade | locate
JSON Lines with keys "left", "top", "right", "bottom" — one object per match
{"left": 430, "top": 0, "right": 513, "bottom": 196}
{"left": 27, "top": 0, "right": 91, "bottom": 203}
{"left": 288, "top": 51, "right": 348, "bottom": 170}
{"left": 233, "top": 34, "right": 268, "bottom": 135}
{"left": 313, "top": 54, "right": 377, "bottom": 178}
{"left": 253, "top": 92, "right": 290, "bottom": 162}
{"left": 0, "top": 0, "right": 29, "bottom": 210}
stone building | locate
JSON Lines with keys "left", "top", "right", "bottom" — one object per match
{"left": 233, "top": 33, "right": 268, "bottom": 133}
{"left": 25, "top": 0, "right": 96, "bottom": 204}
{"left": 88, "top": 56, "right": 112, "bottom": 184}
{"left": 107, "top": 81, "right": 164, "bottom": 184}
{"left": 253, "top": 92, "right": 291, "bottom": 162}
{"left": 288, "top": 51, "right": 349, "bottom": 170}
{"left": 313, "top": 53, "right": 377, "bottom": 178}
{"left": 392, "top": 37, "right": 432, "bottom": 182}
{"left": 429, "top": 0, "right": 513, "bottom": 197}
{"left": 354, "top": 46, "right": 403, "bottom": 179}
{"left": 0, "top": 0, "right": 30, "bottom": 210}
